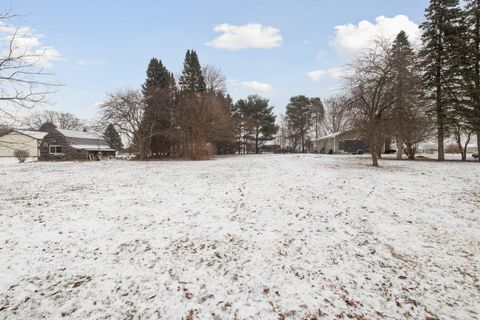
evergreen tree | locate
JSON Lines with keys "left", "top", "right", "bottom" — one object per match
{"left": 391, "top": 31, "right": 432, "bottom": 159}
{"left": 310, "top": 97, "right": 325, "bottom": 139}
{"left": 461, "top": 0, "right": 480, "bottom": 161}
{"left": 236, "top": 95, "right": 278, "bottom": 154}
{"left": 179, "top": 50, "right": 206, "bottom": 93}
{"left": 141, "top": 58, "right": 176, "bottom": 157}
{"left": 142, "top": 58, "right": 171, "bottom": 92}
{"left": 104, "top": 123, "right": 123, "bottom": 150}
{"left": 419, "top": 0, "right": 463, "bottom": 161}
{"left": 285, "top": 95, "right": 313, "bottom": 153}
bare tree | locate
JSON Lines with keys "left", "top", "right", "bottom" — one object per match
{"left": 323, "top": 95, "right": 351, "bottom": 134}
{"left": 451, "top": 118, "right": 474, "bottom": 161}
{"left": 0, "top": 12, "right": 60, "bottom": 125}
{"left": 99, "top": 89, "right": 147, "bottom": 159}
{"left": 202, "top": 65, "right": 227, "bottom": 95}
{"left": 345, "top": 40, "right": 395, "bottom": 166}
{"left": 177, "top": 92, "right": 234, "bottom": 159}
{"left": 23, "top": 110, "right": 84, "bottom": 130}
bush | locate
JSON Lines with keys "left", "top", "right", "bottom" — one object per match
{"left": 13, "top": 149, "right": 29, "bottom": 163}
{"left": 445, "top": 144, "right": 459, "bottom": 154}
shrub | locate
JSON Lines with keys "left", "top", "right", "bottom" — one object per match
{"left": 13, "top": 149, "right": 29, "bottom": 163}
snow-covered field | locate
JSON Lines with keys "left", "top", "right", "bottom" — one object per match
{"left": 0, "top": 155, "right": 479, "bottom": 319}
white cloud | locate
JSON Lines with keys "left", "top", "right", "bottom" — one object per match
{"left": 307, "top": 67, "right": 346, "bottom": 82}
{"left": 331, "top": 15, "right": 421, "bottom": 56}
{"left": 306, "top": 70, "right": 327, "bottom": 81}
{"left": 206, "top": 23, "right": 283, "bottom": 50}
{"left": 0, "top": 21, "right": 62, "bottom": 67}
{"left": 240, "top": 81, "right": 272, "bottom": 92}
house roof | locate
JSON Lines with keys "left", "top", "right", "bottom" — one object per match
{"left": 0, "top": 127, "right": 11, "bottom": 137}
{"left": 70, "top": 144, "right": 115, "bottom": 152}
{"left": 16, "top": 130, "right": 48, "bottom": 140}
{"left": 312, "top": 131, "right": 345, "bottom": 142}
{"left": 0, "top": 128, "right": 47, "bottom": 140}
{"left": 57, "top": 129, "right": 102, "bottom": 140}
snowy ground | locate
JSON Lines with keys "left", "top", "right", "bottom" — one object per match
{"left": 0, "top": 154, "right": 479, "bottom": 319}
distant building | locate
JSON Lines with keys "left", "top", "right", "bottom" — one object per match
{"left": 0, "top": 129, "right": 48, "bottom": 158}
{"left": 312, "top": 131, "right": 369, "bottom": 154}
{"left": 418, "top": 135, "right": 479, "bottom": 154}
{"left": 40, "top": 128, "right": 115, "bottom": 161}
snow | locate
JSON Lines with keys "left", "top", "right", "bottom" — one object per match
{"left": 312, "top": 131, "right": 344, "bottom": 141}
{"left": 0, "top": 154, "right": 479, "bottom": 319}
{"left": 57, "top": 129, "right": 102, "bottom": 140}
{"left": 15, "top": 130, "right": 48, "bottom": 140}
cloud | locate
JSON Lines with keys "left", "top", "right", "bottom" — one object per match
{"left": 77, "top": 59, "right": 107, "bottom": 66}
{"left": 240, "top": 81, "right": 272, "bottom": 92}
{"left": 331, "top": 15, "right": 421, "bottom": 56}
{"left": 206, "top": 23, "right": 283, "bottom": 50}
{"left": 0, "top": 21, "right": 62, "bottom": 67}
{"left": 307, "top": 67, "right": 346, "bottom": 82}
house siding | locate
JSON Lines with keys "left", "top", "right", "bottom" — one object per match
{"left": 0, "top": 131, "right": 41, "bottom": 157}
{"left": 39, "top": 129, "right": 115, "bottom": 161}
{"left": 39, "top": 130, "right": 89, "bottom": 161}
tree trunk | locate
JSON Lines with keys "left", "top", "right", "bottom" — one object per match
{"left": 396, "top": 138, "right": 403, "bottom": 160}
{"left": 301, "top": 134, "right": 305, "bottom": 153}
{"left": 377, "top": 147, "right": 382, "bottom": 159}
{"left": 371, "top": 144, "right": 379, "bottom": 166}
{"left": 477, "top": 131, "right": 480, "bottom": 162}
{"left": 139, "top": 136, "right": 146, "bottom": 161}
{"left": 437, "top": 125, "right": 445, "bottom": 161}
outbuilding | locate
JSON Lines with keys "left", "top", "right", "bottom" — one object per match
{"left": 40, "top": 128, "right": 115, "bottom": 161}
{"left": 0, "top": 129, "right": 48, "bottom": 158}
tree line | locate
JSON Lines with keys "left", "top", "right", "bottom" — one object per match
{"left": 99, "top": 50, "right": 279, "bottom": 160}
{"left": 347, "top": 0, "right": 480, "bottom": 165}
{"left": 274, "top": 0, "right": 479, "bottom": 165}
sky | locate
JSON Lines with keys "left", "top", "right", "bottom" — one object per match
{"left": 3, "top": 0, "right": 429, "bottom": 120}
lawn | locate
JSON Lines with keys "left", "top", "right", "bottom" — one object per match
{"left": 0, "top": 155, "right": 479, "bottom": 319}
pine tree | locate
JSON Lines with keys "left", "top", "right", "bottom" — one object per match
{"left": 104, "top": 123, "right": 123, "bottom": 150}
{"left": 179, "top": 50, "right": 206, "bottom": 93}
{"left": 285, "top": 95, "right": 313, "bottom": 153}
{"left": 391, "top": 31, "right": 432, "bottom": 159}
{"left": 461, "top": 0, "right": 480, "bottom": 161}
{"left": 310, "top": 97, "right": 325, "bottom": 139}
{"left": 419, "top": 0, "right": 463, "bottom": 161}
{"left": 141, "top": 58, "right": 176, "bottom": 157}
{"left": 236, "top": 95, "right": 278, "bottom": 154}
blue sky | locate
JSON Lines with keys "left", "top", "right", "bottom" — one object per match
{"left": 8, "top": 0, "right": 429, "bottom": 119}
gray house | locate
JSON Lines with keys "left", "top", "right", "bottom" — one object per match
{"left": 313, "top": 131, "right": 369, "bottom": 154}
{"left": 40, "top": 128, "right": 115, "bottom": 161}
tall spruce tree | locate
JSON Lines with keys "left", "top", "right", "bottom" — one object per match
{"left": 461, "top": 0, "right": 480, "bottom": 161}
{"left": 141, "top": 58, "right": 176, "bottom": 157}
{"left": 104, "top": 123, "right": 123, "bottom": 150}
{"left": 419, "top": 0, "right": 463, "bottom": 161}
{"left": 391, "top": 31, "right": 432, "bottom": 159}
{"left": 179, "top": 50, "right": 206, "bottom": 93}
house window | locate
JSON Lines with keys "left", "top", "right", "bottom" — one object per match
{"left": 49, "top": 145, "right": 62, "bottom": 155}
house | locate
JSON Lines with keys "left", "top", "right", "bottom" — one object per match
{"left": 0, "top": 129, "right": 48, "bottom": 158}
{"left": 40, "top": 128, "right": 115, "bottom": 161}
{"left": 312, "top": 131, "right": 369, "bottom": 154}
